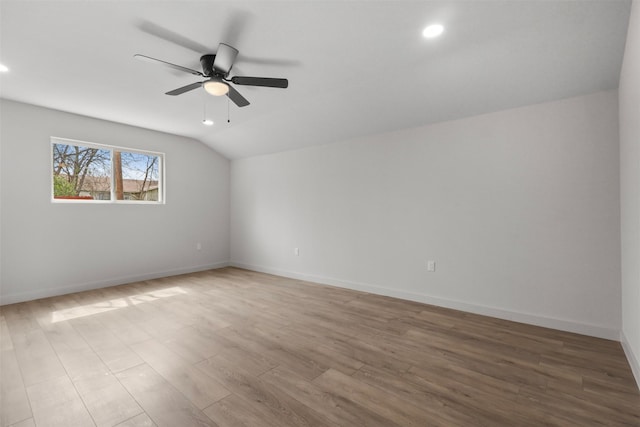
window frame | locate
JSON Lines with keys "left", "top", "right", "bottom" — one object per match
{"left": 50, "top": 137, "right": 166, "bottom": 204}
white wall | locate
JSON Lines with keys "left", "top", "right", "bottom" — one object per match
{"left": 0, "top": 100, "right": 230, "bottom": 304}
{"left": 231, "top": 90, "right": 621, "bottom": 339}
{"left": 620, "top": 0, "right": 640, "bottom": 386}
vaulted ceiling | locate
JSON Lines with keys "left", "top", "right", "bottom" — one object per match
{"left": 0, "top": 1, "right": 631, "bottom": 159}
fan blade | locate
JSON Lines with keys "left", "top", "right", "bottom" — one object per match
{"left": 237, "top": 56, "right": 301, "bottom": 67}
{"left": 134, "top": 54, "right": 203, "bottom": 77}
{"left": 220, "top": 10, "right": 253, "bottom": 47}
{"left": 226, "top": 85, "right": 250, "bottom": 107}
{"left": 137, "top": 21, "right": 209, "bottom": 53}
{"left": 165, "top": 82, "right": 203, "bottom": 96}
{"left": 231, "top": 76, "right": 288, "bottom": 88}
{"left": 213, "top": 43, "right": 239, "bottom": 76}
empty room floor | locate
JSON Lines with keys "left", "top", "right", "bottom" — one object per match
{"left": 1, "top": 267, "right": 638, "bottom": 427}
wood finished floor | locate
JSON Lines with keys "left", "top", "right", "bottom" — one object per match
{"left": 1, "top": 267, "right": 638, "bottom": 427}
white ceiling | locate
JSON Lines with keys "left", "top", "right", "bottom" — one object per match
{"left": 0, "top": 1, "right": 631, "bottom": 159}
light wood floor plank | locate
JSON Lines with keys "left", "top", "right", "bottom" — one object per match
{"left": 25, "top": 375, "right": 94, "bottom": 427}
{"left": 203, "top": 393, "right": 281, "bottom": 427}
{"left": 353, "top": 363, "right": 502, "bottom": 427}
{"left": 7, "top": 418, "right": 35, "bottom": 427}
{"left": 9, "top": 328, "right": 67, "bottom": 388}
{"left": 1, "top": 349, "right": 32, "bottom": 427}
{"left": 157, "top": 325, "right": 230, "bottom": 365}
{"left": 314, "top": 368, "right": 450, "bottom": 427}
{"left": 0, "top": 315, "right": 14, "bottom": 352}
{"left": 129, "top": 339, "right": 230, "bottom": 410}
{"left": 115, "top": 363, "right": 217, "bottom": 427}
{"left": 73, "top": 372, "right": 143, "bottom": 427}
{"left": 196, "top": 355, "right": 337, "bottom": 427}
{"left": 70, "top": 316, "right": 144, "bottom": 374}
{"left": 113, "top": 413, "right": 156, "bottom": 427}
{"left": 1, "top": 267, "right": 638, "bottom": 427}
{"left": 260, "top": 365, "right": 404, "bottom": 427}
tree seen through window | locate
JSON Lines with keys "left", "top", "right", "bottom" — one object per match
{"left": 52, "top": 139, "right": 162, "bottom": 202}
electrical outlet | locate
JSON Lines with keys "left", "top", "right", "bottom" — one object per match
{"left": 294, "top": 247, "right": 300, "bottom": 256}
{"left": 196, "top": 242, "right": 202, "bottom": 251}
{"left": 427, "top": 260, "right": 436, "bottom": 272}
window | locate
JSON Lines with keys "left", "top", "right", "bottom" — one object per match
{"left": 51, "top": 138, "right": 164, "bottom": 203}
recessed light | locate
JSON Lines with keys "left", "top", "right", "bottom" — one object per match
{"left": 0, "top": 64, "right": 9, "bottom": 73}
{"left": 202, "top": 119, "right": 214, "bottom": 126}
{"left": 423, "top": 24, "right": 444, "bottom": 39}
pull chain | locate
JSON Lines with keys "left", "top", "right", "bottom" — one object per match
{"left": 227, "top": 97, "right": 231, "bottom": 124}
{"left": 201, "top": 93, "right": 213, "bottom": 126}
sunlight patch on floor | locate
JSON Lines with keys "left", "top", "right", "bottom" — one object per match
{"left": 50, "top": 286, "right": 187, "bottom": 323}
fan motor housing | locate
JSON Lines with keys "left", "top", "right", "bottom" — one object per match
{"left": 200, "top": 54, "right": 216, "bottom": 76}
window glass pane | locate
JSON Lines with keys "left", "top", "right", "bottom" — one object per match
{"left": 51, "top": 139, "right": 163, "bottom": 204}
{"left": 115, "top": 151, "right": 160, "bottom": 202}
{"left": 52, "top": 142, "right": 111, "bottom": 200}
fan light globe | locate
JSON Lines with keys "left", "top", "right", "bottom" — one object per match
{"left": 423, "top": 24, "right": 444, "bottom": 38}
{"left": 204, "top": 79, "right": 229, "bottom": 96}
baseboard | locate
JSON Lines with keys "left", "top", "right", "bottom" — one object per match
{"left": 620, "top": 330, "right": 640, "bottom": 390}
{"left": 231, "top": 262, "right": 619, "bottom": 341}
{"left": 0, "top": 261, "right": 230, "bottom": 305}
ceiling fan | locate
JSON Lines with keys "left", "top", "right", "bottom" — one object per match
{"left": 135, "top": 43, "right": 288, "bottom": 107}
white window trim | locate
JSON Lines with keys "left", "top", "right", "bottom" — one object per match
{"left": 51, "top": 136, "right": 166, "bottom": 204}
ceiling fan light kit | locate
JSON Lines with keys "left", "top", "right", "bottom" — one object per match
{"left": 204, "top": 78, "right": 229, "bottom": 96}
{"left": 135, "top": 42, "right": 288, "bottom": 108}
